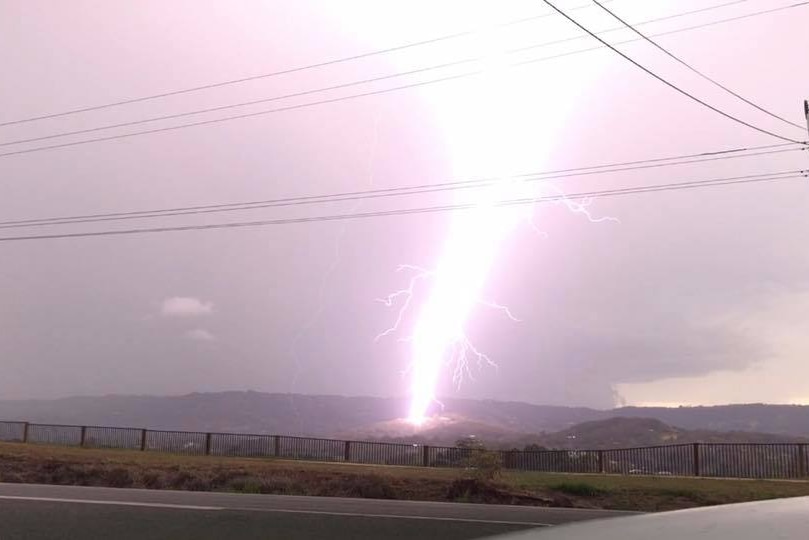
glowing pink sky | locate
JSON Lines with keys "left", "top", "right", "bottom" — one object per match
{"left": 0, "top": 0, "right": 808, "bottom": 409}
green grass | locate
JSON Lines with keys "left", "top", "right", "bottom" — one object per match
{"left": 3, "top": 441, "right": 809, "bottom": 512}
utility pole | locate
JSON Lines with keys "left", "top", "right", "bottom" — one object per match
{"left": 804, "top": 101, "right": 808, "bottom": 173}
{"left": 805, "top": 100, "right": 809, "bottom": 141}
{"left": 804, "top": 100, "right": 809, "bottom": 141}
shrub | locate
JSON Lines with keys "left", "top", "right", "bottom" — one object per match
{"left": 140, "top": 472, "right": 163, "bottom": 489}
{"left": 343, "top": 474, "right": 397, "bottom": 499}
{"left": 257, "top": 475, "right": 298, "bottom": 495}
{"left": 445, "top": 478, "right": 504, "bottom": 503}
{"left": 210, "top": 469, "right": 244, "bottom": 488}
{"left": 183, "top": 477, "right": 212, "bottom": 491}
{"left": 0, "top": 471, "right": 24, "bottom": 483}
{"left": 227, "top": 477, "right": 262, "bottom": 494}
{"left": 104, "top": 467, "right": 134, "bottom": 488}
{"left": 465, "top": 449, "right": 503, "bottom": 482}
{"left": 166, "top": 470, "right": 196, "bottom": 489}
{"left": 39, "top": 463, "right": 93, "bottom": 486}
{"left": 314, "top": 474, "right": 398, "bottom": 499}
{"left": 659, "top": 487, "right": 704, "bottom": 501}
{"left": 550, "top": 482, "right": 606, "bottom": 497}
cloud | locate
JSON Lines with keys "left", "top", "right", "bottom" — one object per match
{"left": 160, "top": 297, "right": 214, "bottom": 317}
{"left": 185, "top": 328, "right": 215, "bottom": 342}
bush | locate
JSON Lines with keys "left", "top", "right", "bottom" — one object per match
{"left": 39, "top": 463, "right": 93, "bottom": 486}
{"left": 228, "top": 477, "right": 262, "bottom": 494}
{"left": 659, "top": 487, "right": 705, "bottom": 501}
{"left": 210, "top": 469, "right": 244, "bottom": 488}
{"left": 550, "top": 482, "right": 606, "bottom": 497}
{"left": 104, "top": 467, "right": 134, "bottom": 488}
{"left": 446, "top": 478, "right": 506, "bottom": 503}
{"left": 344, "top": 474, "right": 397, "bottom": 499}
{"left": 455, "top": 437, "right": 484, "bottom": 450}
{"left": 140, "top": 472, "right": 163, "bottom": 489}
{"left": 0, "top": 471, "right": 24, "bottom": 483}
{"left": 317, "top": 474, "right": 398, "bottom": 499}
{"left": 257, "top": 475, "right": 298, "bottom": 495}
{"left": 465, "top": 449, "right": 503, "bottom": 482}
{"left": 183, "top": 477, "right": 212, "bottom": 491}
{"left": 166, "top": 470, "right": 195, "bottom": 489}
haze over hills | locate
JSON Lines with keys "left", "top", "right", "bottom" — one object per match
{"left": 0, "top": 392, "right": 406, "bottom": 436}
{"left": 2, "top": 392, "right": 809, "bottom": 447}
{"left": 341, "top": 415, "right": 808, "bottom": 449}
{"left": 530, "top": 417, "right": 807, "bottom": 450}
{"left": 0, "top": 392, "right": 602, "bottom": 436}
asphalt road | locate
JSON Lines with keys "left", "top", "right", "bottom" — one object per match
{"left": 0, "top": 483, "right": 635, "bottom": 539}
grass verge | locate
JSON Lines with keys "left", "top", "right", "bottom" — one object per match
{"left": 2, "top": 441, "right": 809, "bottom": 511}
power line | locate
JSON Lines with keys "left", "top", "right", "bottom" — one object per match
{"left": 1, "top": 143, "right": 801, "bottom": 230}
{"left": 0, "top": 0, "right": 620, "bottom": 128}
{"left": 0, "top": 0, "right": 760, "bottom": 149}
{"left": 0, "top": 169, "right": 803, "bottom": 243}
{"left": 591, "top": 0, "right": 804, "bottom": 131}
{"left": 1, "top": 2, "right": 805, "bottom": 160}
{"left": 540, "top": 0, "right": 802, "bottom": 144}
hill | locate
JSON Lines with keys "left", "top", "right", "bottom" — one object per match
{"left": 346, "top": 416, "right": 808, "bottom": 449}
{"left": 0, "top": 393, "right": 600, "bottom": 436}
{"left": 533, "top": 417, "right": 807, "bottom": 450}
{"left": 612, "top": 404, "right": 809, "bottom": 435}
{"left": 336, "top": 414, "right": 537, "bottom": 448}
{"left": 2, "top": 392, "right": 809, "bottom": 443}
{"left": 0, "top": 392, "right": 405, "bottom": 436}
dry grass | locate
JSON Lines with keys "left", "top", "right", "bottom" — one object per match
{"left": 3, "top": 442, "right": 809, "bottom": 511}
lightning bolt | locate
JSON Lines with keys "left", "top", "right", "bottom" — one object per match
{"left": 547, "top": 185, "right": 622, "bottom": 224}
{"left": 370, "top": 3, "right": 614, "bottom": 425}
{"left": 374, "top": 264, "right": 433, "bottom": 345}
{"left": 376, "top": 263, "right": 519, "bottom": 370}
{"left": 377, "top": 185, "right": 616, "bottom": 424}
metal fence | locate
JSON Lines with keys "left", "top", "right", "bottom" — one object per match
{"left": 348, "top": 440, "right": 423, "bottom": 466}
{"left": 699, "top": 443, "right": 808, "bottom": 479}
{"left": 1, "top": 419, "right": 806, "bottom": 480}
{"left": 84, "top": 426, "right": 143, "bottom": 451}
{"left": 209, "top": 433, "right": 275, "bottom": 458}
{"left": 0, "top": 421, "right": 25, "bottom": 443}
{"left": 26, "top": 423, "right": 83, "bottom": 447}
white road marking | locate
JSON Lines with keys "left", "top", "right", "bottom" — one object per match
{"left": 224, "top": 506, "right": 552, "bottom": 526}
{"left": 0, "top": 495, "right": 223, "bottom": 511}
{"left": 0, "top": 494, "right": 551, "bottom": 526}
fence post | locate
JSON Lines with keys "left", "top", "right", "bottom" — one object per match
{"left": 139, "top": 429, "right": 147, "bottom": 451}
{"left": 502, "top": 450, "right": 513, "bottom": 470}
{"left": 799, "top": 444, "right": 806, "bottom": 478}
{"left": 22, "top": 422, "right": 29, "bottom": 443}
{"left": 422, "top": 445, "right": 430, "bottom": 467}
{"left": 80, "top": 426, "right": 87, "bottom": 447}
{"left": 507, "top": 450, "right": 517, "bottom": 470}
{"left": 344, "top": 441, "right": 351, "bottom": 462}
{"left": 204, "top": 433, "right": 212, "bottom": 455}
{"left": 273, "top": 436, "right": 281, "bottom": 458}
{"left": 597, "top": 450, "right": 605, "bottom": 473}
{"left": 692, "top": 442, "right": 701, "bottom": 477}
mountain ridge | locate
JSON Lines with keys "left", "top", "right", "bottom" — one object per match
{"left": 3, "top": 392, "right": 809, "bottom": 444}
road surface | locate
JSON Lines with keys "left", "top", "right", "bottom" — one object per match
{"left": 0, "top": 483, "right": 635, "bottom": 539}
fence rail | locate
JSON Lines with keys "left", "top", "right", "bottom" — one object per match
{"left": 1, "top": 419, "right": 806, "bottom": 480}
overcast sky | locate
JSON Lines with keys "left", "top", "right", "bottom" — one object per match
{"left": 1, "top": 0, "right": 808, "bottom": 410}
